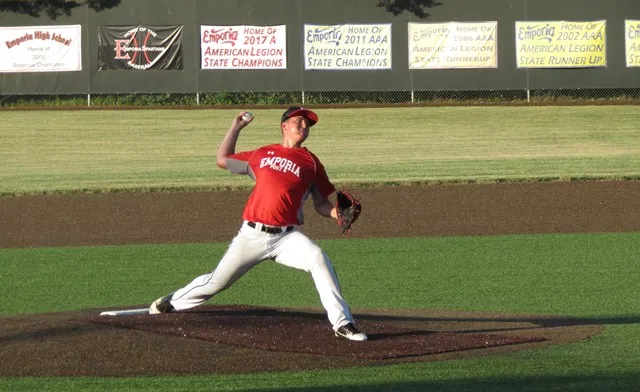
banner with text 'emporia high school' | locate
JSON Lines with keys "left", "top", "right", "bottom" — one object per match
{"left": 408, "top": 22, "right": 498, "bottom": 69}
{"left": 304, "top": 24, "right": 391, "bottom": 70}
{"left": 626, "top": 20, "right": 640, "bottom": 67}
{"left": 200, "top": 25, "right": 286, "bottom": 69}
{"left": 0, "top": 25, "right": 81, "bottom": 73}
{"left": 516, "top": 20, "right": 606, "bottom": 68}
{"left": 98, "top": 25, "right": 183, "bottom": 70}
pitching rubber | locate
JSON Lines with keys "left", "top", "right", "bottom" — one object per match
{"left": 100, "top": 308, "right": 150, "bottom": 316}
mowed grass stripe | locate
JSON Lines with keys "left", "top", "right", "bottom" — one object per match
{"left": 1, "top": 232, "right": 638, "bottom": 316}
{"left": 1, "top": 106, "right": 639, "bottom": 194}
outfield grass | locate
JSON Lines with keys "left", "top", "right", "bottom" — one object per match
{"left": 1, "top": 106, "right": 639, "bottom": 195}
{"left": 1, "top": 106, "right": 640, "bottom": 391}
{"left": 1, "top": 234, "right": 639, "bottom": 391}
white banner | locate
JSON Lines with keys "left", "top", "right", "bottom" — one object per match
{"left": 201, "top": 25, "right": 286, "bottom": 69}
{"left": 0, "top": 25, "right": 82, "bottom": 73}
{"left": 304, "top": 24, "right": 391, "bottom": 70}
{"left": 626, "top": 20, "right": 640, "bottom": 67}
{"left": 515, "top": 21, "right": 607, "bottom": 68}
{"left": 408, "top": 22, "right": 498, "bottom": 69}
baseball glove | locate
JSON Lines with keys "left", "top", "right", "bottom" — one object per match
{"left": 336, "top": 191, "right": 362, "bottom": 234}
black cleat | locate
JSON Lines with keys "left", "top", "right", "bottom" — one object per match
{"left": 335, "top": 322, "right": 368, "bottom": 341}
{"left": 149, "top": 293, "right": 175, "bottom": 314}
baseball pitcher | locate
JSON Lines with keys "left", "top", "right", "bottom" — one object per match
{"left": 149, "top": 107, "right": 366, "bottom": 341}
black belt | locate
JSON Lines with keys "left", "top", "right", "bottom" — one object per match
{"left": 247, "top": 221, "right": 294, "bottom": 234}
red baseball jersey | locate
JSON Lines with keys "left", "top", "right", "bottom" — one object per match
{"left": 226, "top": 144, "right": 335, "bottom": 226}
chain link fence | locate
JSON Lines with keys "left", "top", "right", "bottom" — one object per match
{"left": 1, "top": 88, "right": 639, "bottom": 108}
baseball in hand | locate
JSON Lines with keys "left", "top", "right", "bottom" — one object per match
{"left": 242, "top": 112, "right": 253, "bottom": 121}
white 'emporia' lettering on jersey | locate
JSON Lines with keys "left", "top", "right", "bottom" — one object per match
{"left": 259, "top": 156, "right": 301, "bottom": 177}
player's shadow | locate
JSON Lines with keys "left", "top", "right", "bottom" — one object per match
{"left": 190, "top": 306, "right": 640, "bottom": 333}
{"left": 367, "top": 329, "right": 436, "bottom": 340}
{"left": 377, "top": 0, "right": 443, "bottom": 18}
{"left": 359, "top": 313, "right": 640, "bottom": 334}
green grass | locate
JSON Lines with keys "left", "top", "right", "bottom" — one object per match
{"left": 2, "top": 234, "right": 638, "bottom": 316}
{"left": 1, "top": 234, "right": 640, "bottom": 391}
{"left": 2, "top": 106, "right": 640, "bottom": 391}
{"left": 1, "top": 106, "right": 639, "bottom": 195}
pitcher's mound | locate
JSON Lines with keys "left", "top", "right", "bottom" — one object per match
{"left": 89, "top": 305, "right": 545, "bottom": 360}
{"left": 1, "top": 305, "right": 603, "bottom": 376}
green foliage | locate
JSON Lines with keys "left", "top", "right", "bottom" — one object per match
{"left": 2, "top": 89, "right": 639, "bottom": 108}
{"left": 0, "top": 93, "right": 200, "bottom": 107}
{"left": 199, "top": 91, "right": 301, "bottom": 105}
{"left": 90, "top": 93, "right": 197, "bottom": 106}
{"left": 304, "top": 91, "right": 412, "bottom": 104}
{"left": 0, "top": 94, "right": 88, "bottom": 107}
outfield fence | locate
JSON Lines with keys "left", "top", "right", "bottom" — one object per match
{"left": 2, "top": 88, "right": 640, "bottom": 108}
{"left": 1, "top": 0, "right": 639, "bottom": 107}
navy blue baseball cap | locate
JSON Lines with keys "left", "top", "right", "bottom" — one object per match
{"left": 281, "top": 106, "right": 318, "bottom": 126}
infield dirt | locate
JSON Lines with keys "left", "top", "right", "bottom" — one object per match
{"left": 2, "top": 181, "right": 639, "bottom": 376}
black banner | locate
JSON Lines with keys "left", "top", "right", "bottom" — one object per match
{"left": 98, "top": 25, "right": 183, "bottom": 70}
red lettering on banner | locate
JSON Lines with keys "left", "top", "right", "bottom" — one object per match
{"left": 203, "top": 47, "right": 284, "bottom": 57}
{"left": 204, "top": 58, "right": 229, "bottom": 67}
{"left": 5, "top": 33, "right": 34, "bottom": 49}
{"left": 244, "top": 27, "right": 266, "bottom": 35}
{"left": 51, "top": 33, "right": 72, "bottom": 46}
{"left": 231, "top": 58, "right": 283, "bottom": 67}
{"left": 202, "top": 28, "right": 238, "bottom": 46}
{"left": 114, "top": 38, "right": 132, "bottom": 59}
{"left": 34, "top": 31, "right": 51, "bottom": 40}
